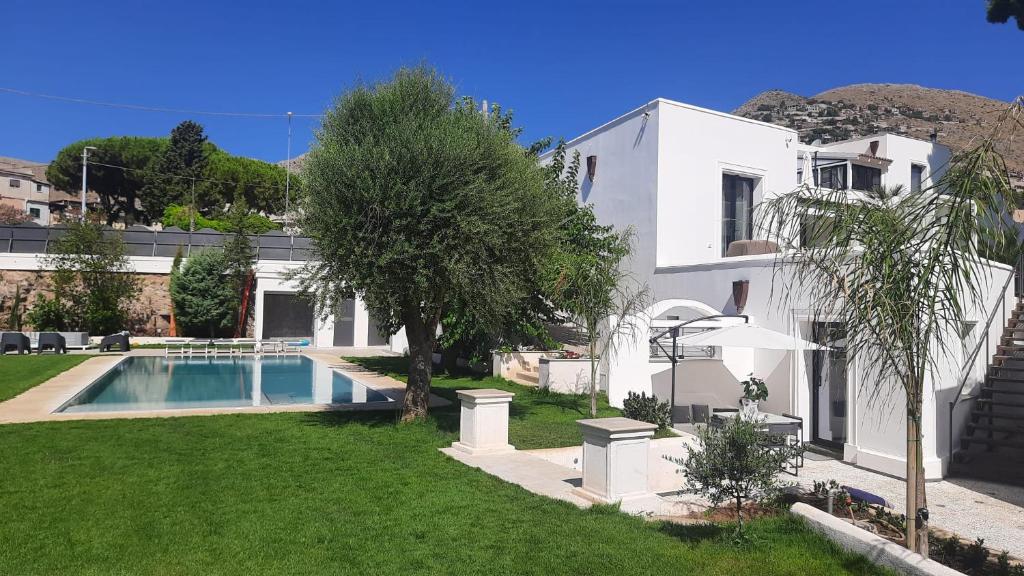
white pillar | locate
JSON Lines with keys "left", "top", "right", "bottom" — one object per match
{"left": 451, "top": 389, "right": 515, "bottom": 455}
{"left": 574, "top": 417, "right": 657, "bottom": 503}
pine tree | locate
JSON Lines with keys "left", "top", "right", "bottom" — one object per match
{"left": 141, "top": 121, "right": 209, "bottom": 220}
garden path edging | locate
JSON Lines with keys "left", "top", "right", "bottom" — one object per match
{"left": 791, "top": 502, "right": 962, "bottom": 576}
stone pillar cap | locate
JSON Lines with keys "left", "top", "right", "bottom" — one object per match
{"left": 456, "top": 388, "right": 515, "bottom": 401}
{"left": 577, "top": 417, "right": 658, "bottom": 437}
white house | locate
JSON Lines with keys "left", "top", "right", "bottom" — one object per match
{"left": 542, "top": 98, "right": 1014, "bottom": 481}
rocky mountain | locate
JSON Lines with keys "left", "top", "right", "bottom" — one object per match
{"left": 734, "top": 83, "right": 1023, "bottom": 179}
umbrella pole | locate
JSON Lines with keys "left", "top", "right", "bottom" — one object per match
{"left": 670, "top": 327, "right": 678, "bottom": 423}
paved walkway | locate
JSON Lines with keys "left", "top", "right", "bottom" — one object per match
{"left": 0, "top": 350, "right": 447, "bottom": 424}
{"left": 443, "top": 434, "right": 1024, "bottom": 557}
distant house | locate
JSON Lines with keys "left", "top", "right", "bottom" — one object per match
{"left": 0, "top": 156, "right": 98, "bottom": 224}
{"left": 0, "top": 157, "right": 54, "bottom": 225}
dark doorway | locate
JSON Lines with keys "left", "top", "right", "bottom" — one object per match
{"left": 262, "top": 294, "right": 314, "bottom": 339}
{"left": 812, "top": 322, "right": 848, "bottom": 449}
{"left": 367, "top": 310, "right": 389, "bottom": 346}
{"left": 332, "top": 299, "right": 355, "bottom": 346}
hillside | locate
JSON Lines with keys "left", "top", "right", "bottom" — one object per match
{"left": 734, "top": 83, "right": 1022, "bottom": 177}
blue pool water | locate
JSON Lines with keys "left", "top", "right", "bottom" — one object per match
{"left": 59, "top": 355, "right": 391, "bottom": 413}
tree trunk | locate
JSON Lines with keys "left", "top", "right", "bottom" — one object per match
{"left": 735, "top": 495, "right": 744, "bottom": 535}
{"left": 589, "top": 337, "right": 598, "bottom": 417}
{"left": 402, "top": 314, "right": 435, "bottom": 422}
{"left": 905, "top": 400, "right": 929, "bottom": 555}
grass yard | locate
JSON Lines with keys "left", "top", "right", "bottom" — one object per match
{"left": 347, "top": 355, "right": 633, "bottom": 449}
{"left": 0, "top": 354, "right": 91, "bottom": 402}
{"left": 0, "top": 355, "right": 892, "bottom": 575}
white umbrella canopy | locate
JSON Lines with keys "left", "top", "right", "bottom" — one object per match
{"left": 674, "top": 323, "right": 829, "bottom": 351}
{"left": 800, "top": 151, "right": 815, "bottom": 188}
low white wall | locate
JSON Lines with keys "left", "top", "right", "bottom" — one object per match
{"left": 539, "top": 358, "right": 593, "bottom": 394}
{"left": 791, "top": 503, "right": 961, "bottom": 576}
{"left": 492, "top": 351, "right": 559, "bottom": 382}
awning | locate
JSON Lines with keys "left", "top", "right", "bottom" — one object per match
{"left": 674, "top": 323, "right": 829, "bottom": 351}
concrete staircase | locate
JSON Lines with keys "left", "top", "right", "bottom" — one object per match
{"left": 510, "top": 364, "right": 540, "bottom": 386}
{"left": 953, "top": 302, "right": 1024, "bottom": 484}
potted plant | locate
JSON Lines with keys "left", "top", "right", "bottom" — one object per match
{"left": 740, "top": 375, "right": 768, "bottom": 419}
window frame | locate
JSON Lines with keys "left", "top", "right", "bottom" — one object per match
{"left": 721, "top": 172, "right": 756, "bottom": 257}
{"left": 9, "top": 178, "right": 21, "bottom": 188}
{"left": 910, "top": 163, "right": 925, "bottom": 193}
{"left": 851, "top": 164, "right": 882, "bottom": 191}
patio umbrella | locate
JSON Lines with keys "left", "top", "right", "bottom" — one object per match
{"left": 800, "top": 150, "right": 815, "bottom": 189}
{"left": 674, "top": 323, "right": 829, "bottom": 351}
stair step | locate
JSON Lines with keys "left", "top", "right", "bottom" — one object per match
{"left": 991, "top": 365, "right": 1024, "bottom": 374}
{"left": 967, "top": 422, "right": 1024, "bottom": 434}
{"left": 972, "top": 409, "right": 1024, "bottom": 421}
{"left": 987, "top": 376, "right": 1024, "bottom": 386}
{"left": 982, "top": 386, "right": 1024, "bottom": 396}
{"left": 960, "top": 437, "right": 1024, "bottom": 450}
{"left": 997, "top": 345, "right": 1024, "bottom": 354}
{"left": 976, "top": 398, "right": 1024, "bottom": 408}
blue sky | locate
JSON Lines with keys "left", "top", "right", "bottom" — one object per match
{"left": 2, "top": 0, "right": 1021, "bottom": 164}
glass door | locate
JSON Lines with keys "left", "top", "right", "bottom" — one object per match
{"left": 812, "top": 322, "right": 848, "bottom": 448}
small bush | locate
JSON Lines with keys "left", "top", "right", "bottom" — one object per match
{"left": 25, "top": 296, "right": 68, "bottom": 332}
{"left": 622, "top": 391, "right": 671, "bottom": 429}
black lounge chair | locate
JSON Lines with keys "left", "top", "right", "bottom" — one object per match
{"left": 99, "top": 333, "right": 130, "bottom": 352}
{"left": 37, "top": 332, "right": 67, "bottom": 354}
{"left": 1, "top": 332, "right": 30, "bottom": 354}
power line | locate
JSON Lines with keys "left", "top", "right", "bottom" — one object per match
{"left": 0, "top": 86, "right": 323, "bottom": 119}
{"left": 87, "top": 160, "right": 291, "bottom": 193}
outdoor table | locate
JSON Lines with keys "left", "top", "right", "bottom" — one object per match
{"left": 713, "top": 411, "right": 800, "bottom": 426}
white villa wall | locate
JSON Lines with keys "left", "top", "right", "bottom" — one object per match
{"left": 655, "top": 99, "right": 798, "bottom": 267}
{"left": 539, "top": 101, "right": 661, "bottom": 284}
{"left": 819, "top": 134, "right": 951, "bottom": 192}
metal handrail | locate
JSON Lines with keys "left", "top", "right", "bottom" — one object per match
{"left": 947, "top": 262, "right": 1017, "bottom": 464}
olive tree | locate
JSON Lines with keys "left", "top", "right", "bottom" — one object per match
{"left": 296, "top": 66, "right": 559, "bottom": 421}
{"left": 758, "top": 102, "right": 1023, "bottom": 554}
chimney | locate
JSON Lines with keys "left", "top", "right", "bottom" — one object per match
{"left": 868, "top": 140, "right": 879, "bottom": 157}
{"left": 929, "top": 129, "right": 938, "bottom": 143}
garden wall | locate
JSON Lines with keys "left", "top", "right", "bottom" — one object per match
{"left": 0, "top": 269, "right": 173, "bottom": 336}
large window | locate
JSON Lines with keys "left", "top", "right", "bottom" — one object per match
{"left": 817, "top": 165, "right": 847, "bottom": 190}
{"left": 910, "top": 164, "right": 924, "bottom": 193}
{"left": 852, "top": 164, "right": 882, "bottom": 191}
{"left": 722, "top": 174, "right": 754, "bottom": 256}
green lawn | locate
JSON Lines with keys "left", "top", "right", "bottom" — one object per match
{"left": 0, "top": 354, "right": 91, "bottom": 402}
{"left": 347, "top": 355, "right": 630, "bottom": 449}
{"left": 0, "top": 355, "right": 891, "bottom": 575}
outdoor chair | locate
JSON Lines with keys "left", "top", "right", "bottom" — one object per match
{"left": 1, "top": 332, "right": 30, "bottom": 354}
{"left": 781, "top": 413, "right": 805, "bottom": 471}
{"left": 691, "top": 404, "right": 710, "bottom": 425}
{"left": 766, "top": 418, "right": 804, "bottom": 476}
{"left": 671, "top": 405, "right": 691, "bottom": 425}
{"left": 99, "top": 333, "right": 130, "bottom": 353}
{"left": 36, "top": 332, "right": 67, "bottom": 354}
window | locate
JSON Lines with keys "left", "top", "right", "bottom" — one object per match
{"left": 722, "top": 174, "right": 755, "bottom": 256}
{"left": 28, "top": 208, "right": 40, "bottom": 218}
{"left": 851, "top": 164, "right": 882, "bottom": 191}
{"left": 817, "top": 165, "right": 847, "bottom": 190}
{"left": 36, "top": 183, "right": 48, "bottom": 192}
{"left": 910, "top": 164, "right": 924, "bottom": 193}
{"left": 9, "top": 179, "right": 20, "bottom": 188}
{"left": 800, "top": 214, "right": 834, "bottom": 248}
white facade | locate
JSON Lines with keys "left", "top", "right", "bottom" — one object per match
{"left": 544, "top": 98, "right": 1012, "bottom": 480}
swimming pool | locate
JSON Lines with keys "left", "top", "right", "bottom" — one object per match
{"left": 58, "top": 355, "right": 392, "bottom": 413}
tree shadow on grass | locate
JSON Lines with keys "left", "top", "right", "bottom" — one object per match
{"left": 301, "top": 409, "right": 404, "bottom": 429}
{"left": 657, "top": 521, "right": 727, "bottom": 543}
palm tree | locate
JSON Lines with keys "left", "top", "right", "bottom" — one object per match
{"left": 757, "top": 101, "right": 1023, "bottom": 554}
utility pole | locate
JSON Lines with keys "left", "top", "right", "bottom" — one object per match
{"left": 80, "top": 146, "right": 96, "bottom": 221}
{"left": 285, "top": 111, "right": 293, "bottom": 234}
{"left": 189, "top": 178, "right": 196, "bottom": 232}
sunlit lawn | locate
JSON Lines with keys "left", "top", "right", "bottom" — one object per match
{"left": 0, "top": 354, "right": 91, "bottom": 402}
{"left": 0, "top": 355, "right": 892, "bottom": 575}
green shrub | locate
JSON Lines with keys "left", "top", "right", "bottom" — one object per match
{"left": 25, "top": 296, "right": 68, "bottom": 332}
{"left": 170, "top": 249, "right": 239, "bottom": 338}
{"left": 622, "top": 391, "right": 671, "bottom": 429}
{"left": 161, "top": 204, "right": 280, "bottom": 234}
